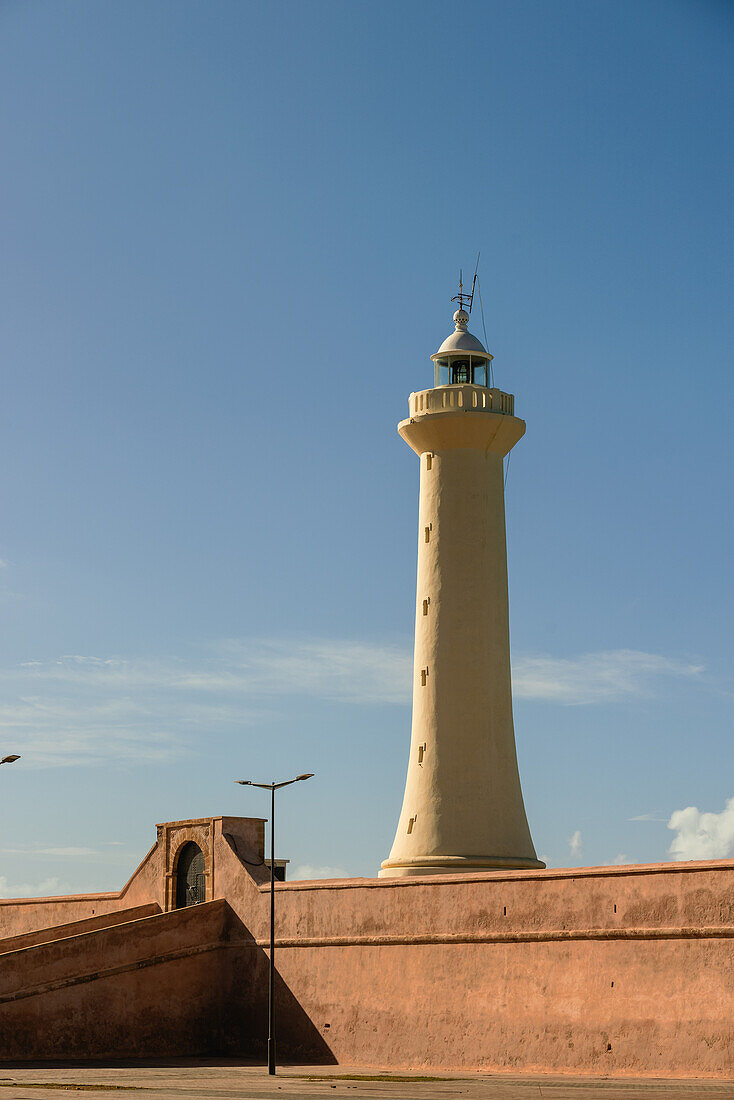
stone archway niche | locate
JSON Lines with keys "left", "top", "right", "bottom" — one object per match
{"left": 174, "top": 841, "right": 206, "bottom": 908}
{"left": 159, "top": 819, "right": 215, "bottom": 911}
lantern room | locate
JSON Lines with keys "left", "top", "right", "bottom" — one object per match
{"left": 431, "top": 308, "right": 493, "bottom": 388}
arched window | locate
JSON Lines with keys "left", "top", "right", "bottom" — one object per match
{"left": 175, "top": 841, "right": 206, "bottom": 908}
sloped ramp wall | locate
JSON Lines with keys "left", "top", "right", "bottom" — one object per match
{"left": 0, "top": 903, "right": 160, "bottom": 955}
{"left": 0, "top": 899, "right": 249, "bottom": 1060}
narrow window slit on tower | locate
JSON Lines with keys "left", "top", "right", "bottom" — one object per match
{"left": 422, "top": 598, "right": 429, "bottom": 616}
{"left": 420, "top": 668, "right": 428, "bottom": 686}
{"left": 418, "top": 744, "right": 426, "bottom": 764}
{"left": 426, "top": 453, "right": 433, "bottom": 470}
{"left": 424, "top": 526, "right": 430, "bottom": 543}
{"left": 407, "top": 816, "right": 416, "bottom": 834}
{"left": 503, "top": 906, "right": 507, "bottom": 916}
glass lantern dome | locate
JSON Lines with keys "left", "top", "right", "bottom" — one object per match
{"left": 431, "top": 309, "right": 493, "bottom": 388}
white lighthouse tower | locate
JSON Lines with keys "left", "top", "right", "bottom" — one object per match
{"left": 380, "top": 285, "right": 543, "bottom": 878}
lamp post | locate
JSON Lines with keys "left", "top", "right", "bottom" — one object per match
{"left": 235, "top": 773, "right": 314, "bottom": 1076}
{"left": 1, "top": 755, "right": 20, "bottom": 766}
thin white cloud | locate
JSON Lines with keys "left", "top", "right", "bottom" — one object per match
{"left": 11, "top": 640, "right": 412, "bottom": 705}
{"left": 0, "top": 640, "right": 410, "bottom": 767}
{"left": 568, "top": 830, "right": 583, "bottom": 856}
{"left": 513, "top": 650, "right": 703, "bottom": 705}
{"left": 0, "top": 694, "right": 187, "bottom": 767}
{"left": 0, "top": 876, "right": 64, "bottom": 899}
{"left": 629, "top": 812, "right": 666, "bottom": 822}
{"left": 612, "top": 853, "right": 631, "bottom": 865}
{"left": 0, "top": 559, "right": 8, "bottom": 569}
{"left": 0, "top": 641, "right": 707, "bottom": 767}
{"left": 290, "top": 864, "right": 350, "bottom": 881}
{"left": 212, "top": 639, "right": 412, "bottom": 705}
{"left": 0, "top": 846, "right": 97, "bottom": 857}
{"left": 667, "top": 798, "right": 734, "bottom": 860}
{"left": 10, "top": 644, "right": 701, "bottom": 708}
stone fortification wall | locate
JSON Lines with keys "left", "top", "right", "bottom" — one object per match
{"left": 1, "top": 817, "right": 732, "bottom": 1077}
{"left": 0, "top": 892, "right": 131, "bottom": 938}
{"left": 0, "top": 899, "right": 240, "bottom": 1060}
{"left": 239, "top": 860, "right": 734, "bottom": 1078}
{"left": 0, "top": 903, "right": 160, "bottom": 954}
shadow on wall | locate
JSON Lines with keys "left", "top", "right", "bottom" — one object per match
{"left": 223, "top": 910, "right": 337, "bottom": 1065}
{"left": 0, "top": 901, "right": 333, "bottom": 1064}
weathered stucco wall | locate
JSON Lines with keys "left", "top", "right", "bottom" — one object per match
{"left": 1, "top": 817, "right": 732, "bottom": 1077}
{"left": 0, "top": 892, "right": 131, "bottom": 939}
{"left": 0, "top": 903, "right": 160, "bottom": 954}
{"left": 236, "top": 860, "right": 734, "bottom": 1077}
{"left": 0, "top": 899, "right": 247, "bottom": 1060}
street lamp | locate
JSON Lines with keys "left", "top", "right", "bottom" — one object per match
{"left": 235, "top": 773, "right": 314, "bottom": 1076}
{"left": 1, "top": 755, "right": 20, "bottom": 765}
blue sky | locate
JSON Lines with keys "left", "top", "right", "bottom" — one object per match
{"left": 0, "top": 0, "right": 732, "bottom": 895}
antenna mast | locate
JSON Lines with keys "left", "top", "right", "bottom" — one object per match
{"left": 451, "top": 252, "right": 481, "bottom": 314}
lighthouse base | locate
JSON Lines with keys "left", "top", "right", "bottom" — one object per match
{"left": 379, "top": 853, "right": 546, "bottom": 878}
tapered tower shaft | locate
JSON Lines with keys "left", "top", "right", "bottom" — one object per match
{"left": 380, "top": 308, "right": 542, "bottom": 878}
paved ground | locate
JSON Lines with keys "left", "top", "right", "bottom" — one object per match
{"left": 0, "top": 1063, "right": 732, "bottom": 1100}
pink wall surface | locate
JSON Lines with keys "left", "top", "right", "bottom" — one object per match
{"left": 232, "top": 860, "right": 734, "bottom": 1077}
{"left": 0, "top": 903, "right": 160, "bottom": 954}
{"left": 1, "top": 816, "right": 733, "bottom": 1077}
{"left": 0, "top": 900, "right": 239, "bottom": 1059}
{"left": 0, "top": 892, "right": 129, "bottom": 939}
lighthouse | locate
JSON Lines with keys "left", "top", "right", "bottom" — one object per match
{"left": 379, "top": 288, "right": 543, "bottom": 878}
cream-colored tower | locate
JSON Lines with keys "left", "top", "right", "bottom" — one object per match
{"left": 379, "top": 303, "right": 543, "bottom": 878}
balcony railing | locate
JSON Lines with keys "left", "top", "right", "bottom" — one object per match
{"left": 409, "top": 385, "right": 515, "bottom": 418}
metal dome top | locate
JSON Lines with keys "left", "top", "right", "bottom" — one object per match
{"left": 431, "top": 309, "right": 490, "bottom": 362}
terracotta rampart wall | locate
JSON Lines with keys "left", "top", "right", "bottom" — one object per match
{"left": 0, "top": 899, "right": 242, "bottom": 1060}
{"left": 145, "top": 817, "right": 734, "bottom": 1077}
{"left": 233, "top": 860, "right": 734, "bottom": 1078}
{"left": 0, "top": 892, "right": 129, "bottom": 938}
{"left": 0, "top": 903, "right": 160, "bottom": 954}
{"left": 2, "top": 816, "right": 732, "bottom": 1077}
